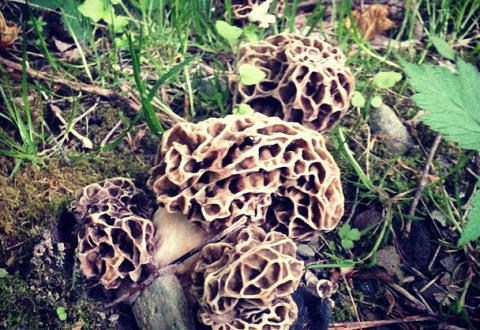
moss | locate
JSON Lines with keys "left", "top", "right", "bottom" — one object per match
{"left": 0, "top": 146, "right": 152, "bottom": 250}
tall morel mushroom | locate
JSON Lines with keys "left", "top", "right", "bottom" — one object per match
{"left": 236, "top": 33, "right": 355, "bottom": 132}
{"left": 148, "top": 113, "right": 344, "bottom": 241}
{"left": 192, "top": 225, "right": 303, "bottom": 330}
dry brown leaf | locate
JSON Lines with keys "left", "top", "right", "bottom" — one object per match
{"left": 0, "top": 10, "right": 19, "bottom": 48}
{"left": 350, "top": 4, "right": 395, "bottom": 41}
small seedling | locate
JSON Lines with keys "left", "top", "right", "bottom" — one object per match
{"left": 233, "top": 104, "right": 255, "bottom": 115}
{"left": 56, "top": 306, "right": 67, "bottom": 321}
{"left": 78, "top": 0, "right": 129, "bottom": 33}
{"left": 215, "top": 20, "right": 243, "bottom": 46}
{"left": 238, "top": 64, "right": 266, "bottom": 85}
{"left": 338, "top": 224, "right": 361, "bottom": 250}
{"left": 352, "top": 71, "right": 403, "bottom": 109}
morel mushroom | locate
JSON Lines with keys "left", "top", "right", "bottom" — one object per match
{"left": 192, "top": 225, "right": 303, "bottom": 330}
{"left": 148, "top": 113, "right": 344, "bottom": 241}
{"left": 236, "top": 33, "right": 355, "bottom": 132}
{"left": 71, "top": 178, "right": 157, "bottom": 290}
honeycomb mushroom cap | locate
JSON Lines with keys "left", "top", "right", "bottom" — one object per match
{"left": 71, "top": 178, "right": 157, "bottom": 290}
{"left": 148, "top": 113, "right": 344, "bottom": 241}
{"left": 71, "top": 177, "right": 151, "bottom": 223}
{"left": 236, "top": 33, "right": 355, "bottom": 132}
{"left": 192, "top": 226, "right": 302, "bottom": 330}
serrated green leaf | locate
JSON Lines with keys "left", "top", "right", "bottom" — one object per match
{"left": 215, "top": 20, "right": 243, "bottom": 46}
{"left": 351, "top": 91, "right": 366, "bottom": 107}
{"left": 341, "top": 238, "right": 354, "bottom": 250}
{"left": 430, "top": 36, "right": 455, "bottom": 60}
{"left": 373, "top": 71, "right": 403, "bottom": 88}
{"left": 78, "top": 0, "right": 107, "bottom": 22}
{"left": 371, "top": 95, "right": 383, "bottom": 108}
{"left": 458, "top": 182, "right": 480, "bottom": 245}
{"left": 233, "top": 104, "right": 255, "bottom": 115}
{"left": 346, "top": 228, "right": 361, "bottom": 241}
{"left": 402, "top": 57, "right": 480, "bottom": 151}
{"left": 238, "top": 64, "right": 266, "bottom": 85}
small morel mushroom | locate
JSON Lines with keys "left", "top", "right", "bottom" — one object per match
{"left": 148, "top": 113, "right": 344, "bottom": 241}
{"left": 71, "top": 178, "right": 157, "bottom": 290}
{"left": 236, "top": 33, "right": 355, "bottom": 132}
{"left": 192, "top": 225, "right": 303, "bottom": 330}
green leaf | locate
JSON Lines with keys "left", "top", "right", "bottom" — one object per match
{"left": 243, "top": 24, "right": 259, "bottom": 43}
{"left": 0, "top": 268, "right": 8, "bottom": 278}
{"left": 338, "top": 224, "right": 351, "bottom": 239}
{"left": 104, "top": 14, "right": 129, "bottom": 33}
{"left": 373, "top": 71, "right": 403, "bottom": 89}
{"left": 351, "top": 91, "right": 366, "bottom": 107}
{"left": 458, "top": 181, "right": 480, "bottom": 245}
{"left": 346, "top": 228, "right": 361, "bottom": 241}
{"left": 233, "top": 104, "right": 255, "bottom": 115}
{"left": 78, "top": 0, "right": 107, "bottom": 22}
{"left": 430, "top": 36, "right": 455, "bottom": 60}
{"left": 215, "top": 20, "right": 243, "bottom": 46}
{"left": 238, "top": 64, "right": 266, "bottom": 85}
{"left": 341, "top": 239, "right": 354, "bottom": 250}
{"left": 401, "top": 57, "right": 480, "bottom": 151}
{"left": 371, "top": 95, "right": 383, "bottom": 108}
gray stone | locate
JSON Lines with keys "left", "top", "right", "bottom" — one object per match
{"left": 370, "top": 104, "right": 414, "bottom": 153}
{"left": 297, "top": 244, "right": 316, "bottom": 259}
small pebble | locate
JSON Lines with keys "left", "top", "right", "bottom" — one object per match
{"left": 297, "top": 244, "right": 316, "bottom": 259}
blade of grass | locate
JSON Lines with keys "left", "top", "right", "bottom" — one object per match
{"left": 127, "top": 33, "right": 164, "bottom": 136}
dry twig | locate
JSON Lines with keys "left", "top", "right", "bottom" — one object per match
{"left": 404, "top": 133, "right": 443, "bottom": 236}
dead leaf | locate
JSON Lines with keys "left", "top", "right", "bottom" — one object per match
{"left": 376, "top": 245, "right": 403, "bottom": 279}
{"left": 0, "top": 10, "right": 19, "bottom": 48}
{"left": 72, "top": 320, "right": 85, "bottom": 330}
{"left": 349, "top": 5, "right": 395, "bottom": 41}
{"left": 54, "top": 38, "right": 75, "bottom": 53}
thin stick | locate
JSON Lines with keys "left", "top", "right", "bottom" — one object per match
{"left": 404, "top": 133, "right": 442, "bottom": 236}
{"left": 105, "top": 219, "right": 247, "bottom": 308}
{"left": 330, "top": 316, "right": 437, "bottom": 330}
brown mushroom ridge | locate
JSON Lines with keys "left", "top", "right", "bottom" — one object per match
{"left": 236, "top": 33, "right": 355, "bottom": 132}
{"left": 71, "top": 178, "right": 156, "bottom": 290}
{"left": 192, "top": 226, "right": 301, "bottom": 330}
{"left": 148, "top": 113, "right": 344, "bottom": 241}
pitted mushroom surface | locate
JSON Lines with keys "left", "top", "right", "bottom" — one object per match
{"left": 236, "top": 33, "right": 355, "bottom": 132}
{"left": 192, "top": 225, "right": 302, "bottom": 330}
{"left": 148, "top": 113, "right": 344, "bottom": 241}
{"left": 71, "top": 178, "right": 157, "bottom": 290}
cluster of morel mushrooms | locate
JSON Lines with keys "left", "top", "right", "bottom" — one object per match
{"left": 71, "top": 32, "right": 354, "bottom": 330}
